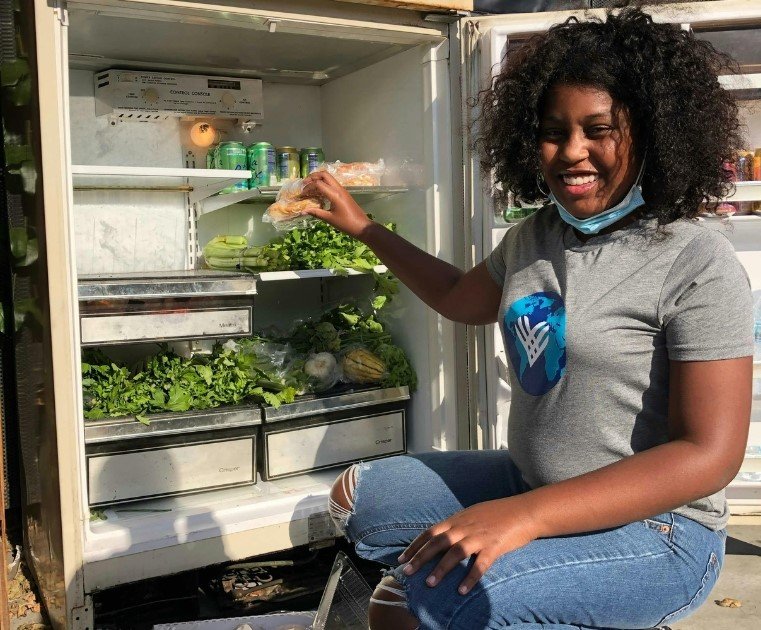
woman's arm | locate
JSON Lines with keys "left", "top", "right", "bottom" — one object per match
{"left": 301, "top": 171, "right": 501, "bottom": 325}
{"left": 400, "top": 356, "right": 751, "bottom": 594}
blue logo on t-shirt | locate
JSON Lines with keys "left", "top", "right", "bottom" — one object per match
{"left": 504, "top": 291, "right": 566, "bottom": 395}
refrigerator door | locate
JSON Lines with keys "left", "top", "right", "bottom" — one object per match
{"left": 460, "top": 0, "right": 761, "bottom": 450}
{"left": 6, "top": 1, "right": 88, "bottom": 628}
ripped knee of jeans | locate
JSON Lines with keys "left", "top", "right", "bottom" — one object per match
{"left": 371, "top": 575, "right": 409, "bottom": 608}
{"left": 328, "top": 463, "right": 359, "bottom": 534}
{"left": 369, "top": 576, "right": 419, "bottom": 630}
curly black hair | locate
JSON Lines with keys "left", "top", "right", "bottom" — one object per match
{"left": 475, "top": 7, "right": 743, "bottom": 224}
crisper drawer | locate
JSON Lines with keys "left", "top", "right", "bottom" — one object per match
{"left": 260, "top": 399, "right": 407, "bottom": 481}
{"left": 78, "top": 270, "right": 256, "bottom": 345}
{"left": 85, "top": 406, "right": 261, "bottom": 506}
{"left": 80, "top": 306, "right": 252, "bottom": 345}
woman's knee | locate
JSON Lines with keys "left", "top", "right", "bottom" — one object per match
{"left": 369, "top": 576, "right": 419, "bottom": 630}
{"left": 328, "top": 464, "right": 359, "bottom": 533}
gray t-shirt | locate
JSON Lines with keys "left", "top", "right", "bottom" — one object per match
{"left": 486, "top": 206, "right": 753, "bottom": 530}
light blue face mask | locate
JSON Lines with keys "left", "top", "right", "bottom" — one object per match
{"left": 547, "top": 160, "right": 646, "bottom": 235}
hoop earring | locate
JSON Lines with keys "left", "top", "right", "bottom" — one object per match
{"left": 536, "top": 174, "right": 550, "bottom": 197}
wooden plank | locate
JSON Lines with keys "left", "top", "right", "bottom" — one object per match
{"left": 335, "top": 0, "right": 472, "bottom": 12}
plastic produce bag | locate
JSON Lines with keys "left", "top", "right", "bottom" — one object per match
{"left": 317, "top": 160, "right": 385, "bottom": 187}
{"left": 263, "top": 178, "right": 330, "bottom": 231}
{"left": 303, "top": 352, "right": 341, "bottom": 392}
{"left": 228, "top": 338, "right": 309, "bottom": 396}
{"left": 202, "top": 235, "right": 288, "bottom": 272}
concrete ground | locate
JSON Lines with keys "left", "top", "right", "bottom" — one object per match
{"left": 672, "top": 517, "right": 761, "bottom": 630}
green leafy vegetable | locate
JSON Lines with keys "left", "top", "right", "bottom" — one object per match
{"left": 82, "top": 342, "right": 302, "bottom": 422}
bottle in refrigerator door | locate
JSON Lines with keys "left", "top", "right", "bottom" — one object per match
{"left": 753, "top": 290, "right": 761, "bottom": 399}
{"left": 754, "top": 149, "right": 761, "bottom": 214}
{"left": 734, "top": 151, "right": 753, "bottom": 215}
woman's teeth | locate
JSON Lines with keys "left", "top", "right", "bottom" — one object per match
{"left": 561, "top": 174, "right": 598, "bottom": 185}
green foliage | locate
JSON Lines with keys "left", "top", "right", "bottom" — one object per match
{"left": 203, "top": 217, "right": 400, "bottom": 305}
{"left": 277, "top": 303, "right": 416, "bottom": 392}
{"left": 267, "top": 219, "right": 395, "bottom": 275}
{"left": 82, "top": 343, "right": 300, "bottom": 421}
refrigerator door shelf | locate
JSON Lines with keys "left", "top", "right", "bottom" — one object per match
{"left": 78, "top": 269, "right": 257, "bottom": 301}
{"left": 262, "top": 385, "right": 410, "bottom": 423}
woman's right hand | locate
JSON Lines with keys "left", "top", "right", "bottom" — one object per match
{"left": 300, "top": 171, "right": 374, "bottom": 240}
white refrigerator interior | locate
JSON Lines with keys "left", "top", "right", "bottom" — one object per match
{"left": 63, "top": 0, "right": 461, "bottom": 592}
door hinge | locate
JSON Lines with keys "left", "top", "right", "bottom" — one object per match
{"left": 70, "top": 596, "right": 94, "bottom": 629}
{"left": 54, "top": 0, "right": 69, "bottom": 26}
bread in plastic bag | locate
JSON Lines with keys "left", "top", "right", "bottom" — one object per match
{"left": 264, "top": 178, "right": 330, "bottom": 231}
{"left": 318, "top": 159, "right": 386, "bottom": 187}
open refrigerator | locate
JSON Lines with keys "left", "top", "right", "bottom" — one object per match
{"left": 14, "top": 0, "right": 761, "bottom": 627}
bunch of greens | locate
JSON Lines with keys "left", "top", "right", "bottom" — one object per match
{"left": 83, "top": 343, "right": 300, "bottom": 423}
{"left": 278, "top": 303, "right": 416, "bottom": 391}
{"left": 266, "top": 219, "right": 395, "bottom": 275}
{"left": 202, "top": 219, "right": 400, "bottom": 305}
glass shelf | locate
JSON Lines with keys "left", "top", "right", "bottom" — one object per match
{"left": 197, "top": 185, "right": 409, "bottom": 216}
{"left": 71, "top": 165, "right": 251, "bottom": 202}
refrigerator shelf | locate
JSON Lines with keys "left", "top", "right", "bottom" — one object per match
{"left": 255, "top": 265, "right": 387, "bottom": 281}
{"left": 84, "top": 405, "right": 263, "bottom": 445}
{"left": 83, "top": 386, "right": 408, "bottom": 442}
{"left": 723, "top": 181, "right": 761, "bottom": 203}
{"left": 78, "top": 270, "right": 257, "bottom": 301}
{"left": 261, "top": 385, "right": 410, "bottom": 423}
{"left": 197, "top": 185, "right": 410, "bottom": 216}
{"left": 71, "top": 165, "right": 252, "bottom": 202}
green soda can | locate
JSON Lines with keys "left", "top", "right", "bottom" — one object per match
{"left": 277, "top": 146, "right": 300, "bottom": 181}
{"left": 300, "top": 147, "right": 325, "bottom": 178}
{"left": 205, "top": 147, "right": 216, "bottom": 170}
{"left": 247, "top": 142, "right": 276, "bottom": 188}
{"left": 215, "top": 141, "right": 248, "bottom": 193}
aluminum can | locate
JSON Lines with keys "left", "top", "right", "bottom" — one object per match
{"left": 300, "top": 147, "right": 325, "bottom": 178}
{"left": 206, "top": 147, "right": 216, "bottom": 170}
{"left": 277, "top": 146, "right": 300, "bottom": 181}
{"left": 215, "top": 141, "right": 248, "bottom": 193}
{"left": 248, "top": 142, "right": 276, "bottom": 188}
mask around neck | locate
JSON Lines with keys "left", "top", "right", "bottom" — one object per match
{"left": 549, "top": 161, "right": 646, "bottom": 236}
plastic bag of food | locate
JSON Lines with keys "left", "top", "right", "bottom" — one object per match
{"left": 339, "top": 345, "right": 387, "bottom": 385}
{"left": 263, "top": 178, "right": 330, "bottom": 231}
{"left": 303, "top": 351, "right": 341, "bottom": 392}
{"left": 318, "top": 160, "right": 386, "bottom": 187}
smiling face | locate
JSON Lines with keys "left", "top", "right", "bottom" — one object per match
{"left": 538, "top": 84, "right": 641, "bottom": 219}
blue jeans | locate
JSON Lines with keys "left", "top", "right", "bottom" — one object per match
{"left": 344, "top": 451, "right": 726, "bottom": 630}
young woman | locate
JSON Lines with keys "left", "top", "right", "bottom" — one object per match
{"left": 302, "top": 8, "right": 752, "bottom": 629}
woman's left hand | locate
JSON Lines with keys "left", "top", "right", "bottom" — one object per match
{"left": 397, "top": 497, "right": 539, "bottom": 595}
